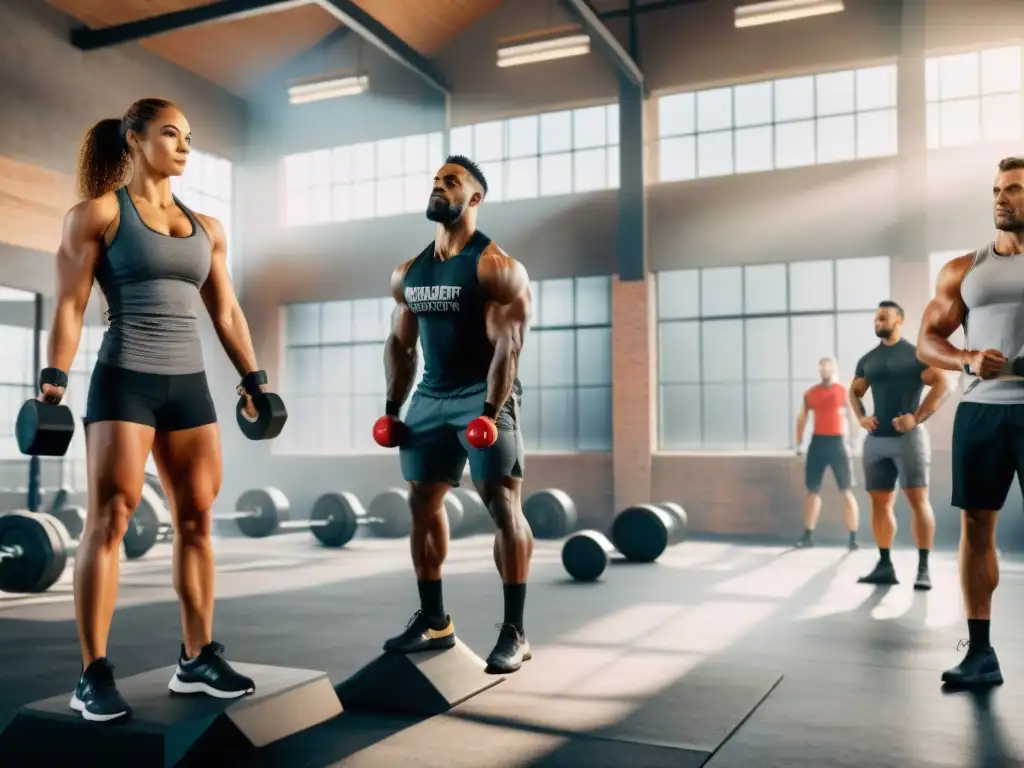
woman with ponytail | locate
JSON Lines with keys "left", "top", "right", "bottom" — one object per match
{"left": 41, "top": 99, "right": 275, "bottom": 721}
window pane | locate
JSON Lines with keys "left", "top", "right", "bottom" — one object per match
{"left": 286, "top": 189, "right": 309, "bottom": 226}
{"left": 575, "top": 275, "right": 610, "bottom": 325}
{"left": 403, "top": 134, "right": 429, "bottom": 174}
{"left": 697, "top": 88, "right": 732, "bottom": 132}
{"left": 540, "top": 278, "right": 574, "bottom": 326}
{"left": 540, "top": 153, "right": 572, "bottom": 196}
{"left": 925, "top": 58, "right": 939, "bottom": 102}
{"left": 377, "top": 138, "right": 404, "bottom": 178}
{"left": 816, "top": 70, "right": 855, "bottom": 116}
{"left": 479, "top": 161, "right": 504, "bottom": 202}
{"left": 320, "top": 346, "right": 353, "bottom": 394}
{"left": 659, "top": 136, "right": 697, "bottom": 182}
{"left": 735, "top": 126, "right": 773, "bottom": 174}
{"left": 733, "top": 82, "right": 773, "bottom": 127}
{"left": 702, "top": 383, "right": 745, "bottom": 448}
{"left": 321, "top": 301, "right": 352, "bottom": 344}
{"left": 856, "top": 65, "right": 897, "bottom": 110}
{"left": 539, "top": 387, "right": 575, "bottom": 451}
{"left": 520, "top": 390, "right": 541, "bottom": 452}
{"left": 506, "top": 157, "right": 539, "bottom": 200}
{"left": 286, "top": 303, "right": 320, "bottom": 345}
{"left": 321, "top": 397, "right": 353, "bottom": 453}
{"left": 331, "top": 146, "right": 353, "bottom": 183}
{"left": 332, "top": 183, "right": 353, "bottom": 222}
{"left": 697, "top": 130, "right": 733, "bottom": 177}
{"left": 982, "top": 93, "right": 1021, "bottom": 141}
{"left": 926, "top": 102, "right": 940, "bottom": 148}
{"left": 376, "top": 177, "right": 405, "bottom": 216}
{"left": 775, "top": 120, "right": 815, "bottom": 168}
{"left": 607, "top": 104, "right": 620, "bottom": 144}
{"left": 746, "top": 381, "right": 791, "bottom": 449}
{"left": 657, "top": 269, "right": 699, "bottom": 320}
{"left": 577, "top": 386, "right": 611, "bottom": 451}
{"left": 744, "top": 263, "right": 787, "bottom": 313}
{"left": 540, "top": 111, "right": 572, "bottom": 153}
{"left": 659, "top": 92, "right": 696, "bottom": 137}
{"left": 309, "top": 188, "right": 330, "bottom": 224}
{"left": 284, "top": 347, "right": 320, "bottom": 396}
{"left": 351, "top": 298, "right": 383, "bottom": 341}
{"left": 352, "top": 143, "right": 376, "bottom": 180}
{"left": 660, "top": 384, "right": 701, "bottom": 449}
{"left": 352, "top": 181, "right": 376, "bottom": 219}
{"left": 789, "top": 260, "right": 834, "bottom": 311}
{"left": 701, "top": 320, "right": 743, "bottom": 382}
{"left": 817, "top": 115, "right": 856, "bottom": 164}
{"left": 857, "top": 109, "right": 897, "bottom": 158}
{"left": 659, "top": 321, "right": 700, "bottom": 383}
{"left": 450, "top": 125, "right": 473, "bottom": 156}
{"left": 939, "top": 52, "right": 980, "bottom": 100}
{"left": 835, "top": 256, "right": 890, "bottom": 310}
{"left": 404, "top": 174, "right": 427, "bottom": 213}
{"left": 285, "top": 153, "right": 310, "bottom": 188}
{"left": 573, "top": 106, "right": 607, "bottom": 149}
{"left": 607, "top": 145, "right": 620, "bottom": 188}
{"left": 576, "top": 327, "right": 611, "bottom": 386}
{"left": 836, "top": 311, "right": 878, "bottom": 380}
{"left": 775, "top": 76, "right": 815, "bottom": 122}
{"left": 429, "top": 132, "right": 444, "bottom": 169}
{"left": 474, "top": 121, "right": 504, "bottom": 162}
{"left": 790, "top": 314, "right": 835, "bottom": 379}
{"left": 351, "top": 344, "right": 384, "bottom": 394}
{"left": 745, "top": 317, "right": 789, "bottom": 380}
{"left": 284, "top": 396, "right": 321, "bottom": 454}
{"left": 508, "top": 115, "right": 539, "bottom": 158}
{"left": 981, "top": 46, "right": 1021, "bottom": 94}
{"left": 700, "top": 266, "right": 742, "bottom": 317}
{"left": 939, "top": 99, "right": 980, "bottom": 146}
{"left": 351, "top": 395, "right": 380, "bottom": 452}
{"left": 518, "top": 334, "right": 539, "bottom": 388}
{"left": 573, "top": 147, "right": 608, "bottom": 192}
{"left": 539, "top": 329, "right": 575, "bottom": 387}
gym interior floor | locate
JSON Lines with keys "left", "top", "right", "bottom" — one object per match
{"left": 1, "top": 534, "right": 1021, "bottom": 767}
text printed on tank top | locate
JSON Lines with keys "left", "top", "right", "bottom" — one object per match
{"left": 404, "top": 285, "right": 462, "bottom": 313}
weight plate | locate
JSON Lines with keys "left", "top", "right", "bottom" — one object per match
{"left": 443, "top": 493, "right": 466, "bottom": 538}
{"left": 124, "top": 496, "right": 160, "bottom": 560}
{"left": 611, "top": 505, "right": 672, "bottom": 563}
{"left": 451, "top": 488, "right": 491, "bottom": 534}
{"left": 236, "top": 392, "right": 289, "bottom": 441}
{"left": 367, "top": 489, "right": 413, "bottom": 538}
{"left": 656, "top": 502, "right": 688, "bottom": 546}
{"left": 53, "top": 505, "right": 86, "bottom": 541}
{"left": 0, "top": 511, "right": 67, "bottom": 594}
{"left": 310, "top": 492, "right": 362, "bottom": 548}
{"left": 524, "top": 489, "right": 578, "bottom": 539}
{"left": 562, "top": 530, "right": 613, "bottom": 582}
{"left": 235, "top": 487, "right": 290, "bottom": 538}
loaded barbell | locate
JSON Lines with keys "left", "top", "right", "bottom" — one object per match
{"left": 562, "top": 502, "right": 689, "bottom": 582}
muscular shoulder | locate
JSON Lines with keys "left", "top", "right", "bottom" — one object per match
{"left": 937, "top": 252, "right": 976, "bottom": 288}
{"left": 478, "top": 242, "right": 528, "bottom": 303}
{"left": 391, "top": 257, "right": 417, "bottom": 303}
{"left": 66, "top": 192, "right": 118, "bottom": 237}
{"left": 193, "top": 212, "right": 225, "bottom": 246}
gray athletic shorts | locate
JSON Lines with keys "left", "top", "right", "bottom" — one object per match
{"left": 399, "top": 388, "right": 525, "bottom": 487}
{"left": 862, "top": 426, "right": 930, "bottom": 491}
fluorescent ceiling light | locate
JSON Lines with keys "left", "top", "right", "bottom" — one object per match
{"left": 497, "top": 34, "right": 591, "bottom": 68}
{"left": 288, "top": 75, "right": 368, "bottom": 105}
{"left": 734, "top": 0, "right": 844, "bottom": 28}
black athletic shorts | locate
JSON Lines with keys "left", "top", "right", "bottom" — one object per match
{"left": 805, "top": 435, "right": 855, "bottom": 492}
{"left": 84, "top": 361, "right": 217, "bottom": 431}
{"left": 951, "top": 402, "right": 1024, "bottom": 510}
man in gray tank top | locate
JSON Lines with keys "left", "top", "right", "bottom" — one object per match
{"left": 918, "top": 156, "right": 1024, "bottom": 689}
{"left": 849, "top": 301, "right": 951, "bottom": 590}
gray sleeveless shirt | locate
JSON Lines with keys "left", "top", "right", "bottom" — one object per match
{"left": 960, "top": 241, "right": 1024, "bottom": 404}
{"left": 94, "top": 186, "right": 211, "bottom": 375}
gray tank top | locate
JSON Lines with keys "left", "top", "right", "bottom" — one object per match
{"left": 960, "top": 241, "right": 1024, "bottom": 404}
{"left": 94, "top": 186, "right": 211, "bottom": 375}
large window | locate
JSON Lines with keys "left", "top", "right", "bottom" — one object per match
{"left": 926, "top": 45, "right": 1022, "bottom": 149}
{"left": 0, "top": 289, "right": 38, "bottom": 461}
{"left": 284, "top": 132, "right": 445, "bottom": 226}
{"left": 657, "top": 65, "right": 898, "bottom": 182}
{"left": 657, "top": 257, "right": 891, "bottom": 451}
{"left": 518, "top": 276, "right": 612, "bottom": 452}
{"left": 171, "top": 149, "right": 234, "bottom": 275}
{"left": 449, "top": 104, "right": 620, "bottom": 202}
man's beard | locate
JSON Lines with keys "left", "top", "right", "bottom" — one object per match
{"left": 875, "top": 328, "right": 892, "bottom": 339}
{"left": 426, "top": 196, "right": 463, "bottom": 224}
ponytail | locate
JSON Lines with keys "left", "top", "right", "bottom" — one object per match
{"left": 77, "top": 118, "right": 128, "bottom": 200}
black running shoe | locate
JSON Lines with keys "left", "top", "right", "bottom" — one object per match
{"left": 485, "top": 623, "right": 532, "bottom": 674}
{"left": 942, "top": 646, "right": 1003, "bottom": 688}
{"left": 914, "top": 566, "right": 932, "bottom": 591}
{"left": 383, "top": 610, "right": 456, "bottom": 654}
{"left": 795, "top": 535, "right": 813, "bottom": 549}
{"left": 848, "top": 539, "right": 860, "bottom": 551}
{"left": 858, "top": 559, "right": 898, "bottom": 585}
{"left": 168, "top": 642, "right": 255, "bottom": 699}
{"left": 69, "top": 658, "right": 131, "bottom": 723}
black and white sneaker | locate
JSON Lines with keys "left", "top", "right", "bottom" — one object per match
{"left": 485, "top": 623, "right": 532, "bottom": 674}
{"left": 167, "top": 642, "right": 255, "bottom": 699}
{"left": 69, "top": 658, "right": 132, "bottom": 722}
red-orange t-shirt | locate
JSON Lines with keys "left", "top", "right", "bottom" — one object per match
{"left": 804, "top": 383, "right": 846, "bottom": 436}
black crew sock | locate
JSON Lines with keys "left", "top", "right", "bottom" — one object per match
{"left": 849, "top": 530, "right": 857, "bottom": 545}
{"left": 417, "top": 580, "right": 446, "bottom": 626}
{"left": 918, "top": 549, "right": 930, "bottom": 569}
{"left": 879, "top": 548, "right": 891, "bottom": 564}
{"left": 967, "top": 618, "right": 991, "bottom": 651}
{"left": 502, "top": 583, "right": 527, "bottom": 632}
{"left": 802, "top": 528, "right": 813, "bottom": 540}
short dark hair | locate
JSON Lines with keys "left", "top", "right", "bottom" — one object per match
{"left": 878, "top": 300, "right": 904, "bottom": 318}
{"left": 998, "top": 156, "right": 1024, "bottom": 173}
{"left": 445, "top": 154, "right": 488, "bottom": 196}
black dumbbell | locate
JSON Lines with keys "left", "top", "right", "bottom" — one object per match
{"left": 16, "top": 399, "right": 75, "bottom": 456}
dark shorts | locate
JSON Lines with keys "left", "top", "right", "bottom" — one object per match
{"left": 805, "top": 435, "right": 855, "bottom": 492}
{"left": 399, "top": 389, "right": 524, "bottom": 487}
{"left": 84, "top": 361, "right": 217, "bottom": 432}
{"left": 862, "top": 427, "right": 931, "bottom": 492}
{"left": 951, "top": 402, "right": 1024, "bottom": 510}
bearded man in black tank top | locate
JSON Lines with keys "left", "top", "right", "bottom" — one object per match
{"left": 373, "top": 155, "right": 534, "bottom": 673}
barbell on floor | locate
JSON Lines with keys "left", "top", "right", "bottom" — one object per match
{"left": 562, "top": 502, "right": 689, "bottom": 582}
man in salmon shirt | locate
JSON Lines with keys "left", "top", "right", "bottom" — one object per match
{"left": 795, "top": 356, "right": 860, "bottom": 549}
